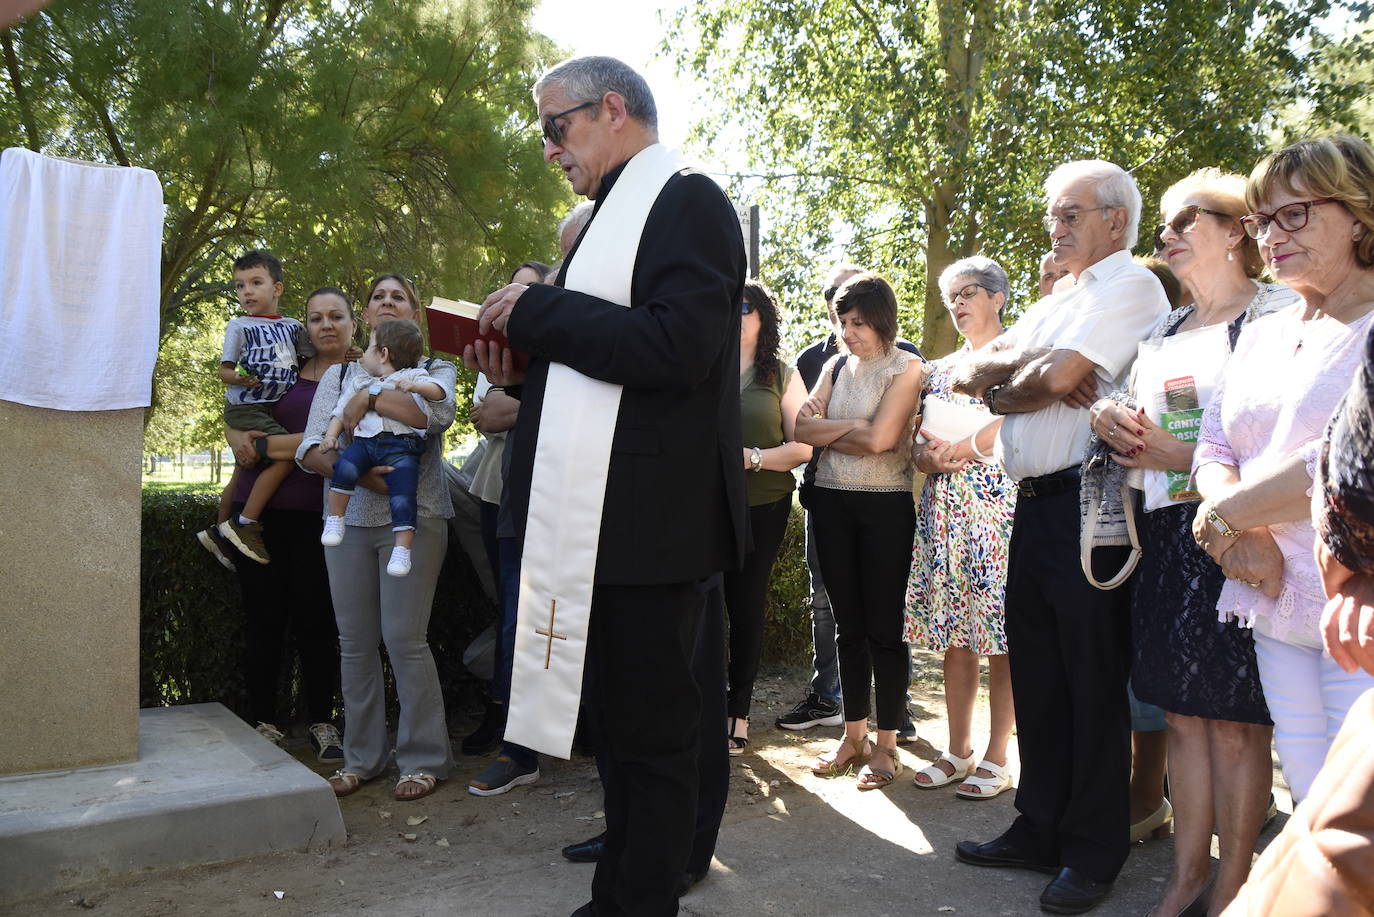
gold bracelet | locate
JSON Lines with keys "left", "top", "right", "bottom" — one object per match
{"left": 1205, "top": 506, "right": 1243, "bottom": 540}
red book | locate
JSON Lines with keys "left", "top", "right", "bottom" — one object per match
{"left": 426, "top": 296, "right": 530, "bottom": 371}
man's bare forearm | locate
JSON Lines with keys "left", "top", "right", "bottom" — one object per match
{"left": 951, "top": 346, "right": 1047, "bottom": 398}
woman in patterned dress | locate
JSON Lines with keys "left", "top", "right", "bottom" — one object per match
{"left": 905, "top": 256, "right": 1017, "bottom": 799}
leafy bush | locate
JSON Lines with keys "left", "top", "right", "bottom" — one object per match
{"left": 140, "top": 490, "right": 813, "bottom": 723}
{"left": 140, "top": 489, "right": 496, "bottom": 722}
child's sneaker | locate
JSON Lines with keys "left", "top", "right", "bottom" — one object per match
{"left": 195, "top": 527, "right": 237, "bottom": 572}
{"left": 219, "top": 518, "right": 270, "bottom": 564}
{"left": 387, "top": 546, "right": 412, "bottom": 577}
{"left": 308, "top": 722, "right": 344, "bottom": 763}
{"left": 320, "top": 515, "right": 345, "bottom": 547}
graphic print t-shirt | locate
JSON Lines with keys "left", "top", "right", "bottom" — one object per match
{"left": 222, "top": 314, "right": 303, "bottom": 405}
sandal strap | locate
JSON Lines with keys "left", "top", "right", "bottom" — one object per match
{"left": 969, "top": 759, "right": 1009, "bottom": 779}
{"left": 396, "top": 773, "right": 436, "bottom": 788}
{"left": 940, "top": 749, "right": 977, "bottom": 770}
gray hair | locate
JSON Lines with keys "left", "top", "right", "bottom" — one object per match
{"left": 939, "top": 256, "right": 1010, "bottom": 300}
{"left": 1044, "top": 159, "right": 1142, "bottom": 250}
{"left": 558, "top": 201, "right": 595, "bottom": 240}
{"left": 534, "top": 56, "right": 658, "bottom": 130}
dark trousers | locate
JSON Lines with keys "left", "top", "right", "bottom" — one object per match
{"left": 1001, "top": 486, "right": 1132, "bottom": 883}
{"left": 688, "top": 577, "right": 729, "bottom": 876}
{"left": 233, "top": 504, "right": 340, "bottom": 725}
{"left": 724, "top": 496, "right": 794, "bottom": 718}
{"left": 587, "top": 581, "right": 705, "bottom": 917}
{"left": 810, "top": 487, "right": 915, "bottom": 730}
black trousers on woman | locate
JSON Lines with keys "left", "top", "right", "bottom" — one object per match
{"left": 233, "top": 504, "right": 340, "bottom": 726}
{"left": 724, "top": 495, "right": 794, "bottom": 719}
{"left": 809, "top": 486, "right": 916, "bottom": 731}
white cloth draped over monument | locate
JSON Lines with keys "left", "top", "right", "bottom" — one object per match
{"left": 504, "top": 143, "right": 689, "bottom": 760}
{"left": 0, "top": 148, "right": 164, "bottom": 410}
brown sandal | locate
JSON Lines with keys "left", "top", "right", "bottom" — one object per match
{"left": 812, "top": 735, "right": 872, "bottom": 776}
{"left": 857, "top": 745, "right": 903, "bottom": 791}
{"left": 329, "top": 770, "right": 365, "bottom": 797}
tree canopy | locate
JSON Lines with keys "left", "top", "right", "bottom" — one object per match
{"left": 1, "top": 0, "right": 571, "bottom": 334}
{"left": 672, "top": 0, "right": 1369, "bottom": 357}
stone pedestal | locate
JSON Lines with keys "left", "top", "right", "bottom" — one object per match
{"left": 0, "top": 400, "right": 143, "bottom": 776}
{"left": 0, "top": 704, "right": 348, "bottom": 904}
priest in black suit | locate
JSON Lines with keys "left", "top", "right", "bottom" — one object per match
{"left": 469, "top": 56, "right": 748, "bottom": 917}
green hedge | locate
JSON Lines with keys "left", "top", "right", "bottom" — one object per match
{"left": 140, "top": 491, "right": 812, "bottom": 721}
{"left": 140, "top": 490, "right": 496, "bottom": 721}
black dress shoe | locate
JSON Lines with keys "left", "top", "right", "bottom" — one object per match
{"left": 561, "top": 831, "right": 606, "bottom": 863}
{"left": 955, "top": 836, "right": 1058, "bottom": 873}
{"left": 676, "top": 868, "right": 708, "bottom": 897}
{"left": 569, "top": 903, "right": 595, "bottom": 917}
{"left": 1039, "top": 867, "right": 1112, "bottom": 914}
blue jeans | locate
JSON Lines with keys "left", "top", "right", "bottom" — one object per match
{"left": 494, "top": 535, "right": 537, "bottom": 770}
{"left": 330, "top": 433, "right": 425, "bottom": 531}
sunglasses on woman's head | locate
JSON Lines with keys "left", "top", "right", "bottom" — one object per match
{"left": 1152, "top": 205, "right": 1235, "bottom": 251}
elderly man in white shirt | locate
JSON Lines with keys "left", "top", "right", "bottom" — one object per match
{"left": 949, "top": 160, "right": 1170, "bottom": 915}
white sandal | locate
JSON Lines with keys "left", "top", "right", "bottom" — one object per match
{"left": 955, "top": 759, "right": 1012, "bottom": 799}
{"left": 912, "top": 749, "right": 975, "bottom": 789}
{"left": 394, "top": 773, "right": 438, "bottom": 801}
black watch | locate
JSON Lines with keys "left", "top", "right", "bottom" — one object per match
{"left": 984, "top": 384, "right": 1004, "bottom": 415}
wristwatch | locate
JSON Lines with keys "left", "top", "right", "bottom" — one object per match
{"left": 750, "top": 447, "right": 763, "bottom": 472}
{"left": 1206, "top": 506, "right": 1242, "bottom": 540}
{"left": 367, "top": 381, "right": 383, "bottom": 412}
{"left": 984, "top": 384, "right": 1005, "bottom": 415}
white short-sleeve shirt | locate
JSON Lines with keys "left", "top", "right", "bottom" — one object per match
{"left": 997, "top": 249, "right": 1170, "bottom": 481}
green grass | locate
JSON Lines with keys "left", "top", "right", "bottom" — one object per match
{"left": 142, "top": 479, "right": 222, "bottom": 496}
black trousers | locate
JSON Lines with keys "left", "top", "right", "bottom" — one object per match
{"left": 587, "top": 580, "right": 705, "bottom": 917}
{"left": 688, "top": 578, "right": 729, "bottom": 876}
{"left": 810, "top": 487, "right": 916, "bottom": 731}
{"left": 724, "top": 496, "right": 794, "bottom": 718}
{"left": 233, "top": 504, "right": 340, "bottom": 725}
{"left": 1001, "top": 486, "right": 1132, "bottom": 883}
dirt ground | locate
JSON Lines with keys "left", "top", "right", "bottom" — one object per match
{"left": 7, "top": 652, "right": 1288, "bottom": 917}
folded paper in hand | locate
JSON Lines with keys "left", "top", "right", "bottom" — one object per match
{"left": 427, "top": 296, "right": 530, "bottom": 371}
{"left": 916, "top": 396, "right": 998, "bottom": 459}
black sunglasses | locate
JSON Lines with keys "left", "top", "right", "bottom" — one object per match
{"left": 740, "top": 300, "right": 756, "bottom": 315}
{"left": 541, "top": 101, "right": 595, "bottom": 146}
{"left": 1153, "top": 205, "right": 1235, "bottom": 251}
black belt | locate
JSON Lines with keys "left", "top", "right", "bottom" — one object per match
{"left": 1016, "top": 466, "right": 1080, "bottom": 498}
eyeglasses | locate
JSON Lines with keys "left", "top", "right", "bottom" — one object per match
{"left": 1041, "top": 206, "right": 1112, "bottom": 232}
{"left": 946, "top": 283, "right": 987, "bottom": 305}
{"left": 740, "top": 300, "right": 755, "bottom": 315}
{"left": 1240, "top": 198, "right": 1337, "bottom": 240}
{"left": 541, "top": 101, "right": 596, "bottom": 146}
{"left": 1152, "top": 206, "right": 1235, "bottom": 251}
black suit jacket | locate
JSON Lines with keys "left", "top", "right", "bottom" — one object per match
{"left": 504, "top": 160, "right": 749, "bottom": 586}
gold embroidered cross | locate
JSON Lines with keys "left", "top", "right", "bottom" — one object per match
{"left": 535, "top": 599, "right": 567, "bottom": 669}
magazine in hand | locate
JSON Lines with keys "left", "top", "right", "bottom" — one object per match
{"left": 427, "top": 296, "right": 530, "bottom": 371}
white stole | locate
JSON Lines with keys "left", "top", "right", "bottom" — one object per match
{"left": 504, "top": 143, "right": 687, "bottom": 759}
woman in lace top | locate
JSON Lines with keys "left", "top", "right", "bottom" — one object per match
{"left": 795, "top": 272, "right": 926, "bottom": 791}
{"left": 1192, "top": 135, "right": 1374, "bottom": 804}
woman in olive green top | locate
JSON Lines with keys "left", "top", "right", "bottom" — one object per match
{"left": 728, "top": 280, "right": 813, "bottom": 754}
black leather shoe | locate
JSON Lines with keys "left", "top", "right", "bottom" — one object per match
{"left": 676, "top": 868, "right": 708, "bottom": 897}
{"left": 561, "top": 831, "right": 606, "bottom": 863}
{"left": 954, "top": 836, "right": 1058, "bottom": 873}
{"left": 569, "top": 903, "right": 595, "bottom": 917}
{"left": 1039, "top": 867, "right": 1112, "bottom": 914}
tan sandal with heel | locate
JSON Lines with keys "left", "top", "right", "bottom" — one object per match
{"left": 812, "top": 735, "right": 871, "bottom": 776}
{"left": 857, "top": 745, "right": 903, "bottom": 791}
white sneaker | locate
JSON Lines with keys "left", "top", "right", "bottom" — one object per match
{"left": 320, "top": 515, "right": 345, "bottom": 546}
{"left": 387, "top": 546, "right": 412, "bottom": 577}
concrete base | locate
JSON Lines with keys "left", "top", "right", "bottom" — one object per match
{"left": 0, "top": 703, "right": 346, "bottom": 904}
